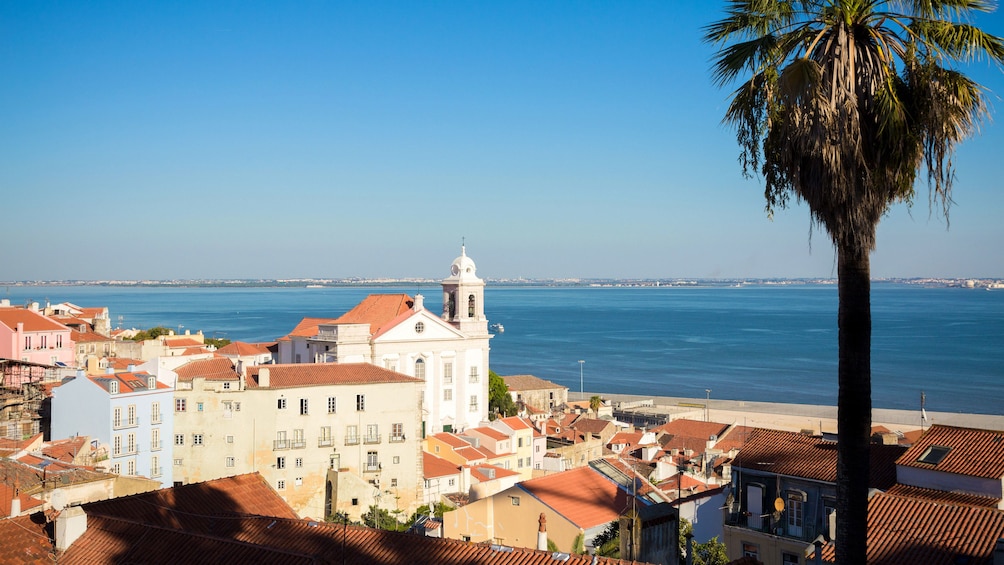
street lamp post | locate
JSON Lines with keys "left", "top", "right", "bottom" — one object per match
{"left": 705, "top": 389, "right": 712, "bottom": 422}
{"left": 578, "top": 360, "right": 585, "bottom": 401}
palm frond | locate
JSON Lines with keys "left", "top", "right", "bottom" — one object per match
{"left": 911, "top": 20, "right": 1004, "bottom": 62}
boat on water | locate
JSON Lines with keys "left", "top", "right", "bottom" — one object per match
{"left": 490, "top": 323, "right": 504, "bottom": 334}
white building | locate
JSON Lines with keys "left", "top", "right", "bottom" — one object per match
{"left": 277, "top": 247, "right": 492, "bottom": 434}
{"left": 172, "top": 358, "right": 425, "bottom": 521}
{"left": 51, "top": 370, "right": 174, "bottom": 488}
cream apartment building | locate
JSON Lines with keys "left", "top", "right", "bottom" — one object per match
{"left": 172, "top": 358, "right": 424, "bottom": 520}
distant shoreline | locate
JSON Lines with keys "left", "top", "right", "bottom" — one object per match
{"left": 3, "top": 278, "right": 1001, "bottom": 289}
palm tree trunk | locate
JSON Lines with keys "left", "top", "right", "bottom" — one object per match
{"left": 835, "top": 242, "right": 872, "bottom": 564}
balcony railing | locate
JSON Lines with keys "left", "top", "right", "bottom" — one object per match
{"left": 363, "top": 434, "right": 381, "bottom": 445}
{"left": 364, "top": 463, "right": 381, "bottom": 473}
{"left": 389, "top": 434, "right": 406, "bottom": 443}
{"left": 318, "top": 438, "right": 334, "bottom": 447}
{"left": 291, "top": 440, "right": 306, "bottom": 449}
{"left": 724, "top": 512, "right": 821, "bottom": 543}
{"left": 345, "top": 435, "right": 359, "bottom": 446}
{"left": 273, "top": 440, "right": 290, "bottom": 450}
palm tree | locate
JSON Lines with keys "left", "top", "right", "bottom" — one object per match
{"left": 589, "top": 395, "right": 603, "bottom": 417}
{"left": 704, "top": 1, "right": 1003, "bottom": 562}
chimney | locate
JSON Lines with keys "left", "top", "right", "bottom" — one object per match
{"left": 105, "top": 367, "right": 114, "bottom": 375}
{"left": 10, "top": 494, "right": 20, "bottom": 517}
{"left": 30, "top": 302, "right": 39, "bottom": 312}
{"left": 259, "top": 368, "right": 270, "bottom": 388}
{"left": 127, "top": 364, "right": 135, "bottom": 373}
{"left": 55, "top": 506, "right": 87, "bottom": 552}
{"left": 1, "top": 298, "right": 9, "bottom": 307}
{"left": 414, "top": 294, "right": 424, "bottom": 311}
{"left": 537, "top": 513, "right": 547, "bottom": 551}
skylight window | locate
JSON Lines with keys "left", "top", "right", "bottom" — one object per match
{"left": 917, "top": 445, "right": 951, "bottom": 465}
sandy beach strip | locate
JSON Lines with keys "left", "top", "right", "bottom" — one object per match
{"left": 579, "top": 391, "right": 1004, "bottom": 435}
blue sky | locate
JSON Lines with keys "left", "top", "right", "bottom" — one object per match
{"left": 2, "top": 1, "right": 1003, "bottom": 281}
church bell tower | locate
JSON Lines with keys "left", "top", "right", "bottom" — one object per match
{"left": 442, "top": 245, "right": 488, "bottom": 336}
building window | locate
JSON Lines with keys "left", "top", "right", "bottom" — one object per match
{"left": 391, "top": 423, "right": 404, "bottom": 442}
{"left": 234, "top": 401, "right": 241, "bottom": 411}
{"left": 346, "top": 425, "right": 359, "bottom": 445}
{"left": 113, "top": 407, "right": 122, "bottom": 429}
{"left": 226, "top": 457, "right": 235, "bottom": 468}
{"left": 469, "top": 366, "right": 479, "bottom": 383}
{"left": 192, "top": 434, "right": 204, "bottom": 446}
{"left": 787, "top": 492, "right": 805, "bottom": 536}
{"left": 917, "top": 445, "right": 951, "bottom": 465}
{"left": 174, "top": 434, "right": 184, "bottom": 446}
{"left": 300, "top": 398, "right": 309, "bottom": 415}
{"left": 366, "top": 451, "right": 379, "bottom": 472}
{"left": 57, "top": 335, "right": 63, "bottom": 347}
{"left": 393, "top": 456, "right": 400, "bottom": 464}
{"left": 415, "top": 358, "right": 425, "bottom": 380}
{"left": 109, "top": 381, "right": 118, "bottom": 394}
{"left": 415, "top": 321, "right": 424, "bottom": 334}
{"left": 448, "top": 478, "right": 455, "bottom": 487}
{"left": 510, "top": 496, "right": 520, "bottom": 506}
{"left": 444, "top": 388, "right": 453, "bottom": 401}
{"left": 469, "top": 395, "right": 479, "bottom": 412}
{"left": 127, "top": 459, "right": 136, "bottom": 475}
{"left": 41, "top": 335, "right": 47, "bottom": 348}
{"left": 277, "top": 480, "right": 285, "bottom": 490}
{"left": 111, "top": 463, "right": 121, "bottom": 474}
{"left": 328, "top": 397, "right": 337, "bottom": 414}
{"left": 127, "top": 405, "right": 137, "bottom": 426}
{"left": 277, "top": 456, "right": 286, "bottom": 469}
{"left": 278, "top": 398, "right": 287, "bottom": 410}
{"left": 356, "top": 395, "right": 365, "bottom": 411}
{"left": 223, "top": 382, "right": 231, "bottom": 390}
{"left": 226, "top": 435, "right": 234, "bottom": 444}
{"left": 295, "top": 477, "right": 303, "bottom": 486}
{"left": 292, "top": 429, "right": 305, "bottom": 448}
{"left": 197, "top": 402, "right": 204, "bottom": 412}
{"left": 151, "top": 429, "right": 161, "bottom": 451}
{"left": 113, "top": 435, "right": 122, "bottom": 456}
{"left": 175, "top": 398, "right": 187, "bottom": 412}
{"left": 742, "top": 543, "right": 759, "bottom": 559}
{"left": 24, "top": 336, "right": 30, "bottom": 349}
{"left": 782, "top": 553, "right": 800, "bottom": 565}
{"left": 295, "top": 457, "right": 303, "bottom": 468}
{"left": 391, "top": 478, "right": 398, "bottom": 487}
{"left": 319, "top": 426, "right": 332, "bottom": 447}
{"left": 468, "top": 294, "right": 476, "bottom": 317}
{"left": 174, "top": 458, "right": 183, "bottom": 466}
{"left": 127, "top": 433, "right": 136, "bottom": 454}
{"left": 365, "top": 424, "right": 380, "bottom": 444}
{"left": 151, "top": 402, "right": 161, "bottom": 424}
{"left": 151, "top": 456, "right": 160, "bottom": 477}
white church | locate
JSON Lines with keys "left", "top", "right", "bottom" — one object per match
{"left": 277, "top": 246, "right": 492, "bottom": 434}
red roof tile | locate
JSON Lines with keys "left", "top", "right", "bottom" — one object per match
{"left": 713, "top": 425, "right": 757, "bottom": 453}
{"left": 501, "top": 374, "right": 566, "bottom": 391}
{"left": 651, "top": 419, "right": 730, "bottom": 441}
{"left": 282, "top": 316, "right": 341, "bottom": 340}
{"left": 732, "top": 428, "right": 905, "bottom": 489}
{"left": 69, "top": 329, "right": 106, "bottom": 343}
{"left": 820, "top": 491, "right": 1004, "bottom": 565}
{"left": 176, "top": 357, "right": 239, "bottom": 381}
{"left": 423, "top": 452, "right": 461, "bottom": 479}
{"left": 498, "top": 416, "right": 534, "bottom": 430}
{"left": 0, "top": 514, "right": 52, "bottom": 563}
{"left": 897, "top": 424, "right": 1004, "bottom": 479}
{"left": 42, "top": 436, "right": 89, "bottom": 463}
{"left": 216, "top": 341, "right": 271, "bottom": 356}
{"left": 470, "top": 464, "right": 520, "bottom": 482}
{"left": 246, "top": 363, "right": 421, "bottom": 389}
{"left": 518, "top": 466, "right": 649, "bottom": 529}
{"left": 884, "top": 484, "right": 1001, "bottom": 508}
{"left": 0, "top": 308, "right": 69, "bottom": 332}
{"left": 333, "top": 294, "right": 414, "bottom": 335}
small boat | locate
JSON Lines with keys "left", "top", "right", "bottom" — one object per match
{"left": 490, "top": 323, "right": 504, "bottom": 333}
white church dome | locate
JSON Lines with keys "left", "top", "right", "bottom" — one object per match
{"left": 450, "top": 245, "right": 478, "bottom": 278}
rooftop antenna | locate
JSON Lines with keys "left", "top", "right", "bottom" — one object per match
{"left": 921, "top": 391, "right": 928, "bottom": 431}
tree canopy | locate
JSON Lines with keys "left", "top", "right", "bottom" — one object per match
{"left": 488, "top": 370, "right": 517, "bottom": 420}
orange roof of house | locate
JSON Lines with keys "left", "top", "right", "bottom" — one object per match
{"left": 897, "top": 424, "right": 1004, "bottom": 479}
{"left": 333, "top": 294, "right": 415, "bottom": 335}
{"left": 78, "top": 307, "right": 106, "bottom": 319}
{"left": 70, "top": 329, "right": 107, "bottom": 343}
{"left": 713, "top": 425, "right": 757, "bottom": 453}
{"left": 0, "top": 513, "right": 51, "bottom": 562}
{"left": 431, "top": 433, "right": 473, "bottom": 449}
{"left": 84, "top": 372, "right": 171, "bottom": 394}
{"left": 42, "top": 436, "right": 89, "bottom": 463}
{"left": 571, "top": 418, "right": 614, "bottom": 435}
{"left": 650, "top": 419, "right": 730, "bottom": 441}
{"left": 733, "top": 428, "right": 905, "bottom": 489}
{"left": 819, "top": 491, "right": 1004, "bottom": 565}
{"left": 423, "top": 452, "right": 461, "bottom": 479}
{"left": 0, "top": 308, "right": 70, "bottom": 332}
{"left": 281, "top": 316, "right": 341, "bottom": 340}
{"left": 467, "top": 426, "right": 509, "bottom": 442}
{"left": 176, "top": 358, "right": 239, "bottom": 381}
{"left": 518, "top": 466, "right": 652, "bottom": 529}
{"left": 216, "top": 341, "right": 271, "bottom": 356}
{"left": 108, "top": 357, "right": 144, "bottom": 370}
{"left": 246, "top": 363, "right": 421, "bottom": 389}
{"left": 501, "top": 374, "right": 566, "bottom": 391}
{"left": 883, "top": 484, "right": 1001, "bottom": 508}
{"left": 498, "top": 416, "right": 534, "bottom": 431}
{"left": 608, "top": 432, "right": 644, "bottom": 447}
{"left": 163, "top": 337, "right": 204, "bottom": 347}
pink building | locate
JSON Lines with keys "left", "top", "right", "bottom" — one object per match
{"left": 0, "top": 307, "right": 75, "bottom": 366}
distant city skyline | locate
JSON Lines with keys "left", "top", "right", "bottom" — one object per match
{"left": 3, "top": 2, "right": 1003, "bottom": 281}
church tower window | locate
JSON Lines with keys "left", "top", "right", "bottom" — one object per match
{"left": 468, "top": 295, "right": 476, "bottom": 318}
{"left": 415, "top": 358, "right": 426, "bottom": 380}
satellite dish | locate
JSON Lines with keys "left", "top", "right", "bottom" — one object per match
{"left": 774, "top": 497, "right": 785, "bottom": 513}
{"left": 51, "top": 489, "right": 68, "bottom": 511}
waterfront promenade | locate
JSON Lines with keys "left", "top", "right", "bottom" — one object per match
{"left": 582, "top": 392, "right": 1004, "bottom": 435}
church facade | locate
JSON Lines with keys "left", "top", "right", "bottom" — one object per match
{"left": 277, "top": 247, "right": 492, "bottom": 434}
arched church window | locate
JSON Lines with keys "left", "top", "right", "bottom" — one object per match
{"left": 468, "top": 295, "right": 476, "bottom": 318}
{"left": 448, "top": 292, "right": 457, "bottom": 319}
{"left": 415, "top": 358, "right": 426, "bottom": 380}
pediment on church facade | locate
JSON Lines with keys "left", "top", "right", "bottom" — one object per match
{"left": 373, "top": 309, "right": 467, "bottom": 342}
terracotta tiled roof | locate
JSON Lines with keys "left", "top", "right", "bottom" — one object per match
{"left": 518, "top": 465, "right": 655, "bottom": 529}
{"left": 423, "top": 452, "right": 461, "bottom": 479}
{"left": 333, "top": 294, "right": 414, "bottom": 335}
{"left": 107, "top": 357, "right": 143, "bottom": 370}
{"left": 498, "top": 416, "right": 534, "bottom": 430}
{"left": 42, "top": 436, "right": 89, "bottom": 463}
{"left": 0, "top": 308, "right": 69, "bottom": 332}
{"left": 571, "top": 418, "right": 614, "bottom": 435}
{"left": 501, "top": 374, "right": 566, "bottom": 391}
{"left": 431, "top": 433, "right": 472, "bottom": 449}
{"left": 0, "top": 457, "right": 109, "bottom": 496}
{"left": 246, "top": 363, "right": 421, "bottom": 389}
{"left": 69, "top": 329, "right": 106, "bottom": 343}
{"left": 0, "top": 513, "right": 52, "bottom": 563}
{"left": 162, "top": 337, "right": 204, "bottom": 347}
{"left": 713, "top": 425, "right": 757, "bottom": 453}
{"left": 732, "top": 428, "right": 905, "bottom": 489}
{"left": 84, "top": 371, "right": 171, "bottom": 394}
{"left": 897, "top": 424, "right": 1004, "bottom": 479}
{"left": 455, "top": 446, "right": 489, "bottom": 463}
{"left": 176, "top": 357, "right": 239, "bottom": 381}
{"left": 282, "top": 316, "right": 340, "bottom": 340}
{"left": 216, "top": 341, "right": 271, "bottom": 356}
{"left": 819, "top": 491, "right": 1004, "bottom": 565}
{"left": 78, "top": 307, "right": 106, "bottom": 319}
{"left": 650, "top": 419, "right": 730, "bottom": 441}
{"left": 884, "top": 484, "right": 1001, "bottom": 508}
{"left": 608, "top": 432, "right": 644, "bottom": 449}
{"left": 0, "top": 483, "right": 45, "bottom": 517}
{"left": 470, "top": 464, "right": 520, "bottom": 482}
{"left": 61, "top": 513, "right": 645, "bottom": 564}
{"left": 467, "top": 426, "right": 508, "bottom": 441}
